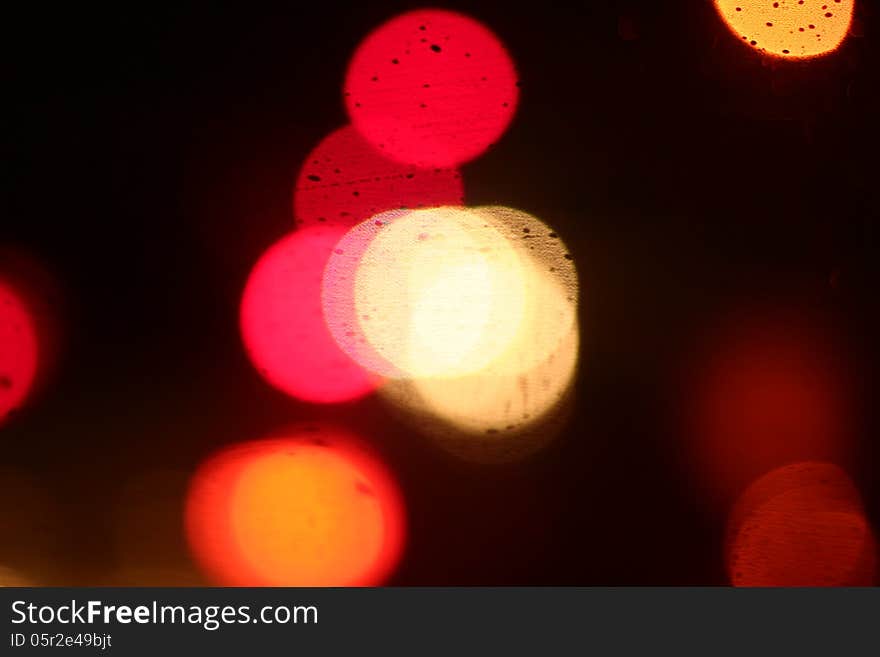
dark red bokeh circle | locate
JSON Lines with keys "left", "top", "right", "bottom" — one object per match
{"left": 293, "top": 125, "right": 464, "bottom": 229}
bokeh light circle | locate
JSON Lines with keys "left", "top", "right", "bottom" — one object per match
{"left": 407, "top": 318, "right": 578, "bottom": 433}
{"left": 185, "top": 424, "right": 406, "bottom": 587}
{"left": 322, "top": 205, "right": 580, "bottom": 461}
{"left": 355, "top": 207, "right": 528, "bottom": 379}
{"left": 323, "top": 207, "right": 530, "bottom": 379}
{"left": 0, "top": 278, "right": 39, "bottom": 426}
{"left": 344, "top": 9, "right": 519, "bottom": 167}
{"left": 465, "top": 206, "right": 579, "bottom": 375}
{"left": 323, "top": 205, "right": 579, "bottom": 387}
{"left": 715, "top": 0, "right": 854, "bottom": 59}
{"left": 240, "top": 226, "right": 380, "bottom": 404}
{"left": 382, "top": 320, "right": 579, "bottom": 463}
{"left": 726, "top": 462, "right": 876, "bottom": 586}
{"left": 293, "top": 125, "right": 465, "bottom": 229}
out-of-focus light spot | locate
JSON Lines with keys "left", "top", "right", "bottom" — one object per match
{"left": 344, "top": 9, "right": 519, "bottom": 167}
{"left": 293, "top": 125, "right": 465, "bottom": 229}
{"left": 320, "top": 210, "right": 403, "bottom": 378}
{"left": 715, "top": 0, "right": 854, "bottom": 59}
{"left": 185, "top": 424, "right": 405, "bottom": 587}
{"left": 325, "top": 206, "right": 579, "bottom": 461}
{"left": 384, "top": 320, "right": 579, "bottom": 463}
{"left": 240, "top": 226, "right": 380, "bottom": 404}
{"left": 412, "top": 318, "right": 578, "bottom": 432}
{"left": 0, "top": 279, "right": 39, "bottom": 426}
{"left": 726, "top": 462, "right": 876, "bottom": 586}
{"left": 323, "top": 207, "right": 524, "bottom": 378}
{"left": 466, "top": 207, "right": 579, "bottom": 374}
{"left": 0, "top": 248, "right": 64, "bottom": 427}
{"left": 685, "top": 309, "right": 854, "bottom": 502}
{"left": 350, "top": 207, "right": 527, "bottom": 378}
{"left": 324, "top": 207, "right": 578, "bottom": 379}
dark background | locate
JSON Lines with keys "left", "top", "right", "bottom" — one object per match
{"left": 1, "top": 0, "right": 877, "bottom": 585}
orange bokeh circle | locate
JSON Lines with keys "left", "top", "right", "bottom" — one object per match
{"left": 186, "top": 425, "right": 406, "bottom": 586}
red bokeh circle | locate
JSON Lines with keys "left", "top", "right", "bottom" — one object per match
{"left": 726, "top": 462, "right": 876, "bottom": 587}
{"left": 344, "top": 9, "right": 519, "bottom": 167}
{"left": 240, "top": 226, "right": 380, "bottom": 404}
{"left": 0, "top": 278, "right": 39, "bottom": 426}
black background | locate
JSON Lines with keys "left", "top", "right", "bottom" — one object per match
{"left": 1, "top": 0, "right": 878, "bottom": 585}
